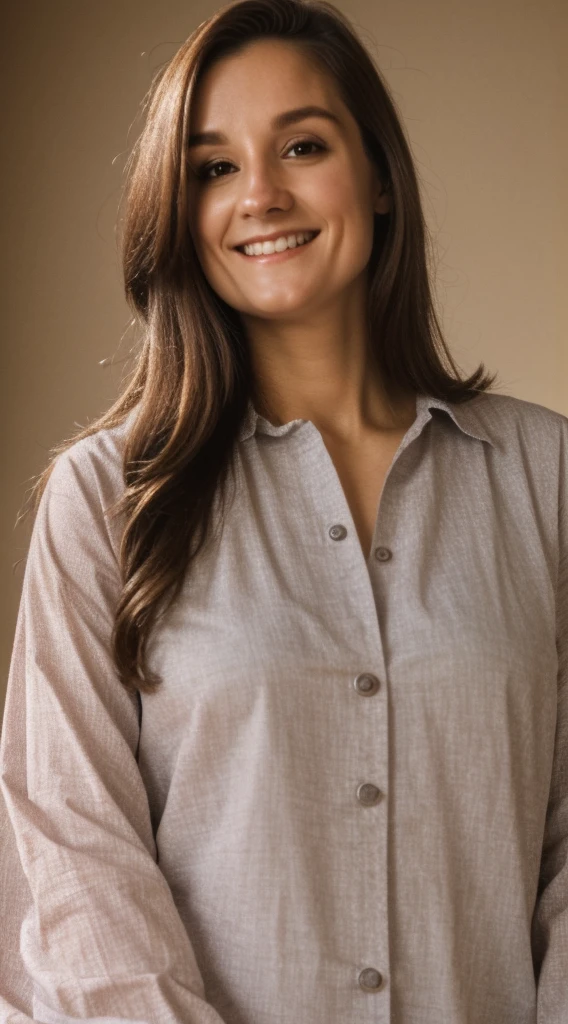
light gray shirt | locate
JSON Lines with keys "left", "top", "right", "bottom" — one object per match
{"left": 1, "top": 390, "right": 567, "bottom": 1024}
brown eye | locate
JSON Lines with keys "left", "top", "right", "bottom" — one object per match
{"left": 199, "top": 160, "right": 235, "bottom": 180}
{"left": 286, "top": 141, "right": 324, "bottom": 158}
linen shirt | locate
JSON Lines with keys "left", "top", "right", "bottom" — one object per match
{"left": 1, "top": 389, "right": 567, "bottom": 1024}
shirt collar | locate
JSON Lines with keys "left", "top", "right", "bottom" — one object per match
{"left": 238, "top": 391, "right": 495, "bottom": 447}
{"left": 419, "top": 393, "right": 495, "bottom": 447}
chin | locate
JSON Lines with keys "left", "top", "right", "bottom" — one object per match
{"left": 236, "top": 293, "right": 314, "bottom": 317}
{"left": 243, "top": 306, "right": 307, "bottom": 321}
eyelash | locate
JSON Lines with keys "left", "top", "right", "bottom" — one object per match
{"left": 196, "top": 139, "right": 326, "bottom": 181}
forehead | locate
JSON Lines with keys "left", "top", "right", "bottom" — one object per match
{"left": 190, "top": 39, "right": 345, "bottom": 130}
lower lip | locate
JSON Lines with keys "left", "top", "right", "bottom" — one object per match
{"left": 234, "top": 233, "right": 319, "bottom": 263}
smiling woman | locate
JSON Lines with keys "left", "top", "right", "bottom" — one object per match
{"left": 2, "top": 0, "right": 567, "bottom": 1022}
{"left": 26, "top": 0, "right": 496, "bottom": 698}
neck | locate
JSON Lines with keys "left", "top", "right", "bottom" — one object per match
{"left": 245, "top": 313, "right": 415, "bottom": 444}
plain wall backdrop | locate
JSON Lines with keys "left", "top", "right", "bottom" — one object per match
{"left": 1, "top": 0, "right": 567, "bottom": 723}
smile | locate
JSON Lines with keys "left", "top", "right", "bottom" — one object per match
{"left": 235, "top": 230, "right": 320, "bottom": 262}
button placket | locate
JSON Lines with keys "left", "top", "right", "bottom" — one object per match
{"left": 301, "top": 432, "right": 391, "bottom": 1005}
{"left": 354, "top": 670, "right": 386, "bottom": 991}
{"left": 351, "top": 665, "right": 385, "bottom": 994}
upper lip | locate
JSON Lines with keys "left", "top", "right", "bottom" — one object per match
{"left": 233, "top": 228, "right": 319, "bottom": 249}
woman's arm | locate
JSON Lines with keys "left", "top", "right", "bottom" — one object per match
{"left": 532, "top": 425, "right": 568, "bottom": 1023}
{"left": 0, "top": 436, "right": 229, "bottom": 1023}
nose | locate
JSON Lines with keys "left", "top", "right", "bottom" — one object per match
{"left": 237, "top": 159, "right": 293, "bottom": 218}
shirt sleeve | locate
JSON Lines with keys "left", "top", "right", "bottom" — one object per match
{"left": 532, "top": 421, "right": 568, "bottom": 1023}
{"left": 0, "top": 438, "right": 229, "bottom": 1024}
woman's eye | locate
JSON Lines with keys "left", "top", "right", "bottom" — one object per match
{"left": 198, "top": 160, "right": 235, "bottom": 181}
{"left": 197, "top": 141, "right": 324, "bottom": 181}
{"left": 287, "top": 140, "right": 324, "bottom": 158}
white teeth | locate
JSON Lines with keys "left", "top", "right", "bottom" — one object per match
{"left": 242, "top": 231, "right": 315, "bottom": 256}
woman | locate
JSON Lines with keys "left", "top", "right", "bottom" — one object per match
{"left": 1, "top": 0, "right": 566, "bottom": 1020}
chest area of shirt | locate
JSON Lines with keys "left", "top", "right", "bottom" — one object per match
{"left": 143, "top": 421, "right": 558, "bottom": 817}
{"left": 154, "top": 421, "right": 557, "bottom": 685}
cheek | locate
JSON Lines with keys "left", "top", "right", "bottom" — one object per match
{"left": 194, "top": 204, "right": 218, "bottom": 252}
{"left": 188, "top": 188, "right": 226, "bottom": 253}
{"left": 302, "top": 165, "right": 348, "bottom": 211}
{"left": 309, "top": 164, "right": 374, "bottom": 234}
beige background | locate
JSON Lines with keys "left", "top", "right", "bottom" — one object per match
{"left": 1, "top": 0, "right": 566, "bottom": 723}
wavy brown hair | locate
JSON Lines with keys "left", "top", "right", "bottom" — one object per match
{"left": 25, "top": 0, "right": 497, "bottom": 694}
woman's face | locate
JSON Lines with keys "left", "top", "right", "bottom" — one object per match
{"left": 186, "top": 38, "right": 389, "bottom": 323}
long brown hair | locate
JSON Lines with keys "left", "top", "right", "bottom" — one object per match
{"left": 25, "top": 0, "right": 497, "bottom": 694}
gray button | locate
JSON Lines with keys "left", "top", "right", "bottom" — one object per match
{"left": 357, "top": 782, "right": 382, "bottom": 806}
{"left": 329, "top": 524, "right": 347, "bottom": 541}
{"left": 374, "top": 545, "right": 392, "bottom": 562}
{"left": 353, "top": 673, "right": 380, "bottom": 696}
{"left": 358, "top": 967, "right": 384, "bottom": 992}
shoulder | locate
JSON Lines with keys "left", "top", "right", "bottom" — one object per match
{"left": 35, "top": 410, "right": 137, "bottom": 565}
{"left": 46, "top": 405, "right": 141, "bottom": 504}
{"left": 49, "top": 410, "right": 134, "bottom": 496}
{"left": 453, "top": 392, "right": 568, "bottom": 527}
{"left": 458, "top": 390, "right": 568, "bottom": 457}
{"left": 464, "top": 389, "right": 567, "bottom": 433}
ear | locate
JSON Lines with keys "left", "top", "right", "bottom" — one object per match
{"left": 374, "top": 180, "right": 391, "bottom": 215}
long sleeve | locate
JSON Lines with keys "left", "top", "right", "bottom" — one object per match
{"left": 532, "top": 423, "right": 568, "bottom": 1023}
{"left": 0, "top": 437, "right": 229, "bottom": 1023}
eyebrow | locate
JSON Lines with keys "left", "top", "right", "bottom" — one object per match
{"left": 187, "top": 105, "right": 341, "bottom": 150}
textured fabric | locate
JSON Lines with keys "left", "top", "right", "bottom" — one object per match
{"left": 1, "top": 390, "right": 567, "bottom": 1024}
